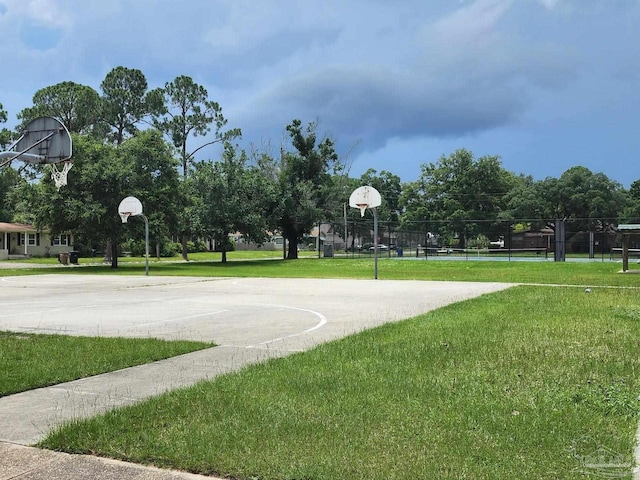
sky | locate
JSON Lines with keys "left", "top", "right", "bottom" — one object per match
{"left": 0, "top": 0, "right": 639, "bottom": 187}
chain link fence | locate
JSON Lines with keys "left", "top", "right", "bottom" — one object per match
{"left": 311, "top": 217, "right": 640, "bottom": 262}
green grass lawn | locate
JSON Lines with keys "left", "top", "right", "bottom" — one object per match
{"left": 39, "top": 286, "right": 640, "bottom": 480}
{"left": 0, "top": 332, "right": 214, "bottom": 397}
{"left": 2, "top": 256, "right": 640, "bottom": 286}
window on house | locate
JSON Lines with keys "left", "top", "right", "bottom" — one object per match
{"left": 19, "top": 233, "right": 38, "bottom": 246}
{"left": 52, "top": 234, "right": 70, "bottom": 246}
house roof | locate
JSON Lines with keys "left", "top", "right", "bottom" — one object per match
{"left": 618, "top": 224, "right": 640, "bottom": 233}
{"left": 0, "top": 222, "right": 38, "bottom": 233}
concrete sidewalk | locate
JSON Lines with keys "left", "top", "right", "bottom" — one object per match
{"left": 0, "top": 275, "right": 512, "bottom": 479}
{"left": 0, "top": 441, "right": 222, "bottom": 479}
{"left": 0, "top": 345, "right": 293, "bottom": 480}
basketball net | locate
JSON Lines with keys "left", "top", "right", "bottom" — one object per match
{"left": 357, "top": 204, "right": 367, "bottom": 217}
{"left": 119, "top": 212, "right": 131, "bottom": 224}
{"left": 51, "top": 161, "right": 73, "bottom": 190}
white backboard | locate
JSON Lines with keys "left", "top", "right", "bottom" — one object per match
{"left": 118, "top": 196, "right": 143, "bottom": 222}
{"left": 349, "top": 186, "right": 381, "bottom": 216}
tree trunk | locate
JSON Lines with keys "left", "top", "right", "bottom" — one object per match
{"left": 181, "top": 235, "right": 189, "bottom": 261}
{"left": 221, "top": 250, "right": 227, "bottom": 263}
{"left": 110, "top": 241, "right": 118, "bottom": 269}
{"left": 103, "top": 240, "right": 112, "bottom": 263}
{"left": 286, "top": 235, "right": 299, "bottom": 259}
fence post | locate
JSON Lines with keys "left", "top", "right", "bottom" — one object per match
{"left": 554, "top": 219, "right": 566, "bottom": 262}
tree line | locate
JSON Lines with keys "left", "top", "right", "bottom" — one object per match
{"left": 1, "top": 66, "right": 639, "bottom": 264}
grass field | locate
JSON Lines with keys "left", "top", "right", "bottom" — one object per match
{"left": 38, "top": 286, "right": 640, "bottom": 479}
{"left": 2, "top": 255, "right": 640, "bottom": 286}
{"left": 0, "top": 332, "right": 214, "bottom": 397}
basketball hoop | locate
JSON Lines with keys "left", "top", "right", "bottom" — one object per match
{"left": 118, "top": 196, "right": 149, "bottom": 276}
{"left": 349, "top": 186, "right": 382, "bottom": 215}
{"left": 349, "top": 185, "right": 383, "bottom": 280}
{"left": 356, "top": 203, "right": 368, "bottom": 217}
{"left": 51, "top": 161, "right": 73, "bottom": 190}
{"left": 1, "top": 117, "right": 74, "bottom": 189}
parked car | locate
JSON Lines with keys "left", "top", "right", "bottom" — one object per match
{"left": 369, "top": 244, "right": 389, "bottom": 251}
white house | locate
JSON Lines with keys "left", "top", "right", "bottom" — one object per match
{"left": 0, "top": 222, "right": 74, "bottom": 260}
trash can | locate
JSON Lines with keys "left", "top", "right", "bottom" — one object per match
{"left": 396, "top": 247, "right": 403, "bottom": 257}
{"left": 58, "top": 252, "right": 69, "bottom": 265}
{"left": 69, "top": 251, "right": 79, "bottom": 265}
{"left": 323, "top": 244, "right": 334, "bottom": 257}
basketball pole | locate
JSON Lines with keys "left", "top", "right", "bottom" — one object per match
{"left": 141, "top": 214, "right": 149, "bottom": 276}
{"left": 349, "top": 186, "right": 382, "bottom": 280}
{"left": 119, "top": 197, "right": 149, "bottom": 276}
{"left": 121, "top": 212, "right": 149, "bottom": 276}
{"left": 373, "top": 206, "right": 378, "bottom": 280}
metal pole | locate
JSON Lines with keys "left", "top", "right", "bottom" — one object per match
{"left": 623, "top": 234, "right": 629, "bottom": 272}
{"left": 344, "top": 203, "right": 348, "bottom": 252}
{"left": 373, "top": 207, "right": 378, "bottom": 279}
{"left": 141, "top": 214, "right": 149, "bottom": 276}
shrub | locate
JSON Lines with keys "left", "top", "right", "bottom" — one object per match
{"left": 120, "top": 239, "right": 145, "bottom": 256}
{"left": 467, "top": 234, "right": 490, "bottom": 249}
{"left": 160, "top": 242, "right": 181, "bottom": 257}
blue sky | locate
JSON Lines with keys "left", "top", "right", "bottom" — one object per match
{"left": 1, "top": 0, "right": 638, "bottom": 186}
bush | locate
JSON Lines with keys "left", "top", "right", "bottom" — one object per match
{"left": 185, "top": 239, "right": 207, "bottom": 253}
{"left": 120, "top": 239, "right": 145, "bottom": 257}
{"left": 160, "top": 242, "right": 181, "bottom": 257}
{"left": 467, "top": 234, "right": 490, "bottom": 249}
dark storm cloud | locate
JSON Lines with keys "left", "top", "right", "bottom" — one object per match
{"left": 1, "top": 0, "right": 639, "bottom": 184}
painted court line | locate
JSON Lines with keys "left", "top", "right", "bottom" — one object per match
{"left": 248, "top": 304, "right": 327, "bottom": 348}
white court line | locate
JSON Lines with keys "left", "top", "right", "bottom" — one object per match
{"left": 247, "top": 304, "right": 327, "bottom": 348}
{"left": 133, "top": 310, "right": 228, "bottom": 328}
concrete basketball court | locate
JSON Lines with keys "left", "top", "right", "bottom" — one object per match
{"left": 0, "top": 274, "right": 512, "bottom": 477}
{"left": 0, "top": 274, "right": 512, "bottom": 348}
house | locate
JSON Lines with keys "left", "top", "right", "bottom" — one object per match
{"left": 507, "top": 227, "right": 554, "bottom": 251}
{"left": 0, "top": 222, "right": 74, "bottom": 260}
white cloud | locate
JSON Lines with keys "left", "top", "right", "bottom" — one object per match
{"left": 431, "top": 0, "right": 513, "bottom": 46}
{"left": 0, "top": 0, "right": 71, "bottom": 28}
{"left": 537, "top": 0, "right": 561, "bottom": 10}
{"left": 0, "top": 0, "right": 639, "bottom": 184}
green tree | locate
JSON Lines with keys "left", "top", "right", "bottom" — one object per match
{"left": 506, "top": 166, "right": 626, "bottom": 231}
{"left": 400, "top": 149, "right": 516, "bottom": 248}
{"left": 0, "top": 101, "right": 12, "bottom": 150}
{"left": 154, "top": 75, "right": 240, "bottom": 177}
{"left": 358, "top": 168, "right": 403, "bottom": 224}
{"left": 17, "top": 81, "right": 102, "bottom": 135}
{"left": 269, "top": 119, "right": 342, "bottom": 259}
{"left": 115, "top": 130, "right": 183, "bottom": 258}
{"left": 624, "top": 179, "right": 640, "bottom": 222}
{"left": 25, "top": 130, "right": 181, "bottom": 268}
{"left": 190, "top": 143, "right": 274, "bottom": 263}
{"left": 100, "top": 66, "right": 165, "bottom": 146}
{"left": 0, "top": 166, "right": 24, "bottom": 222}
{"left": 154, "top": 75, "right": 241, "bottom": 260}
